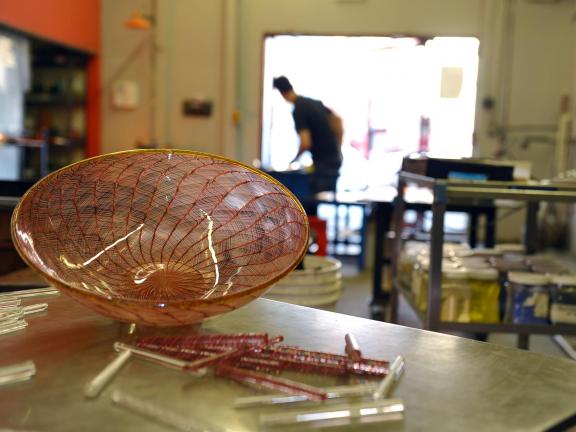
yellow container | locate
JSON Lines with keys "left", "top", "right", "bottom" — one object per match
{"left": 440, "top": 268, "right": 470, "bottom": 323}
{"left": 468, "top": 268, "right": 500, "bottom": 323}
{"left": 414, "top": 260, "right": 461, "bottom": 313}
{"left": 411, "top": 257, "right": 429, "bottom": 311}
{"left": 399, "top": 242, "right": 428, "bottom": 288}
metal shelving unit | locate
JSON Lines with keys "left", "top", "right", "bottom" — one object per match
{"left": 391, "top": 171, "right": 576, "bottom": 349}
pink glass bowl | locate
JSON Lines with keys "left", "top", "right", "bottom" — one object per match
{"left": 11, "top": 150, "right": 308, "bottom": 326}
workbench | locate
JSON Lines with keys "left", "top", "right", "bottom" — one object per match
{"left": 1, "top": 294, "right": 576, "bottom": 431}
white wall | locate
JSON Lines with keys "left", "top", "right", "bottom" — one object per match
{"left": 102, "top": 0, "right": 151, "bottom": 153}
{"left": 101, "top": 0, "right": 233, "bottom": 155}
{"left": 506, "top": 0, "right": 575, "bottom": 179}
{"left": 101, "top": 0, "right": 576, "bottom": 175}
{"left": 237, "top": 0, "right": 485, "bottom": 163}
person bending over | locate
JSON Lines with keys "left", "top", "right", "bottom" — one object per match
{"left": 273, "top": 76, "right": 343, "bottom": 196}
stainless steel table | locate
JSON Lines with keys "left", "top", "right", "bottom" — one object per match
{"left": 1, "top": 295, "right": 576, "bottom": 431}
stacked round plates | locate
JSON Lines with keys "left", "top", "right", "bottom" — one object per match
{"left": 265, "top": 256, "right": 342, "bottom": 309}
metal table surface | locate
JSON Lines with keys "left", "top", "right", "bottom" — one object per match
{"left": 1, "top": 295, "right": 576, "bottom": 431}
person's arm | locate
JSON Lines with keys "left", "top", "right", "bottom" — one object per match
{"left": 292, "top": 129, "right": 312, "bottom": 163}
{"left": 329, "top": 112, "right": 344, "bottom": 147}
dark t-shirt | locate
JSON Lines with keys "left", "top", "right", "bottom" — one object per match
{"left": 293, "top": 96, "right": 342, "bottom": 174}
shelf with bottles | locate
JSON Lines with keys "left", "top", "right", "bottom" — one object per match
{"left": 25, "top": 68, "right": 87, "bottom": 140}
{"left": 25, "top": 94, "right": 86, "bottom": 107}
{"left": 19, "top": 39, "right": 89, "bottom": 178}
{"left": 391, "top": 172, "right": 576, "bottom": 349}
{"left": 24, "top": 105, "right": 86, "bottom": 139}
{"left": 27, "top": 66, "right": 86, "bottom": 104}
{"left": 397, "top": 242, "right": 576, "bottom": 331}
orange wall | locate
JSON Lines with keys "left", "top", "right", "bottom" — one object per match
{"left": 0, "top": 0, "right": 101, "bottom": 156}
{"left": 0, "top": 0, "right": 100, "bottom": 53}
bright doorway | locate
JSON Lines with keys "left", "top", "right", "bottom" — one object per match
{"left": 261, "top": 35, "right": 480, "bottom": 192}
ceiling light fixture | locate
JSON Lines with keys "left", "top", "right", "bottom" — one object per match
{"left": 124, "top": 10, "right": 152, "bottom": 30}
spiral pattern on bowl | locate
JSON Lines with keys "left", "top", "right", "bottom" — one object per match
{"left": 12, "top": 150, "right": 308, "bottom": 326}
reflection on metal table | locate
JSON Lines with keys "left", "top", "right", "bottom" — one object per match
{"left": 2, "top": 294, "right": 576, "bottom": 431}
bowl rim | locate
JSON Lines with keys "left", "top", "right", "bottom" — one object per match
{"left": 11, "top": 149, "right": 309, "bottom": 307}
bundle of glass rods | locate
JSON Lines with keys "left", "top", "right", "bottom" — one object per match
{"left": 135, "top": 333, "right": 390, "bottom": 401}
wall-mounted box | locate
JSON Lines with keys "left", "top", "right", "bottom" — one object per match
{"left": 183, "top": 98, "right": 213, "bottom": 117}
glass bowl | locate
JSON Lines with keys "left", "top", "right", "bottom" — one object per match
{"left": 11, "top": 150, "right": 308, "bottom": 326}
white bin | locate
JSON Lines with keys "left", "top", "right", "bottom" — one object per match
{"left": 265, "top": 256, "right": 342, "bottom": 310}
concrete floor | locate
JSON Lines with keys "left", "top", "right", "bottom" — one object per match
{"left": 333, "top": 257, "right": 570, "bottom": 359}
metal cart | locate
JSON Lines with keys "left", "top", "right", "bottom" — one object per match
{"left": 391, "top": 171, "right": 576, "bottom": 349}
